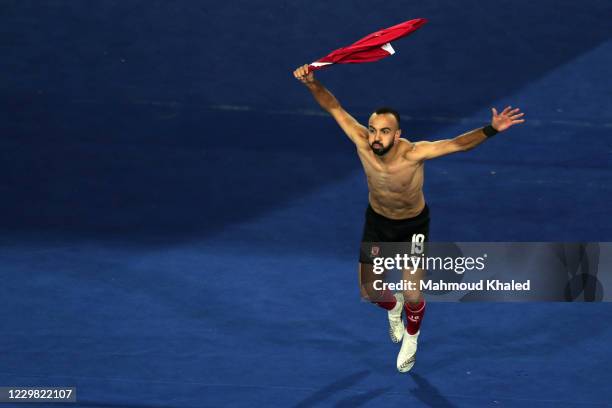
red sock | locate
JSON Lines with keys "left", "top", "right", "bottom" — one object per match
{"left": 404, "top": 299, "right": 426, "bottom": 335}
{"left": 373, "top": 290, "right": 397, "bottom": 311}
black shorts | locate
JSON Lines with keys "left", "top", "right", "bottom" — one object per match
{"left": 359, "top": 204, "right": 430, "bottom": 264}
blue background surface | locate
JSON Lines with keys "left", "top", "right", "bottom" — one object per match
{"left": 1, "top": 1, "right": 611, "bottom": 406}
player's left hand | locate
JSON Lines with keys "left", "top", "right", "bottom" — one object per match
{"left": 491, "top": 106, "right": 525, "bottom": 132}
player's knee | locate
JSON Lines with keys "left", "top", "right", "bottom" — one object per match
{"left": 360, "top": 283, "right": 387, "bottom": 303}
{"left": 403, "top": 289, "right": 422, "bottom": 304}
{"left": 358, "top": 263, "right": 377, "bottom": 298}
{"left": 359, "top": 283, "right": 371, "bottom": 301}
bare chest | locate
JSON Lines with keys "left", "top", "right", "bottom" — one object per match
{"left": 358, "top": 151, "right": 423, "bottom": 193}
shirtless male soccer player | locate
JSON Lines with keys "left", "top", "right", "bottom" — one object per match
{"left": 293, "top": 64, "right": 525, "bottom": 372}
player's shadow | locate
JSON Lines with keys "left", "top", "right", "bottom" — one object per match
{"left": 410, "top": 373, "right": 458, "bottom": 408}
{"left": 293, "top": 370, "right": 371, "bottom": 408}
{"left": 334, "top": 386, "right": 393, "bottom": 407}
{"left": 292, "top": 369, "right": 456, "bottom": 408}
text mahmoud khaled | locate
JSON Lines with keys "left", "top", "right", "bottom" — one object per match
{"left": 373, "top": 279, "right": 531, "bottom": 292}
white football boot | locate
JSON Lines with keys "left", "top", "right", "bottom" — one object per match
{"left": 397, "top": 329, "right": 419, "bottom": 373}
{"left": 388, "top": 292, "right": 404, "bottom": 343}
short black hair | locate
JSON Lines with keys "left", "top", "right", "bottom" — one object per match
{"left": 372, "top": 107, "right": 401, "bottom": 128}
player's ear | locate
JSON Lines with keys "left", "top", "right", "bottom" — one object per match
{"left": 395, "top": 129, "right": 401, "bottom": 139}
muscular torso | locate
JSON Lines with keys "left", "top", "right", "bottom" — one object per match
{"left": 356, "top": 139, "right": 425, "bottom": 219}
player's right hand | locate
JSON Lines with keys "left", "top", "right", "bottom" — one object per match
{"left": 293, "top": 64, "right": 314, "bottom": 84}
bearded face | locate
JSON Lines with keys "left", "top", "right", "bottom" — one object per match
{"left": 368, "top": 112, "right": 401, "bottom": 157}
{"left": 370, "top": 139, "right": 394, "bottom": 156}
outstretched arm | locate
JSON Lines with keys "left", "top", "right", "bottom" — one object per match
{"left": 413, "top": 106, "right": 525, "bottom": 160}
{"left": 293, "top": 64, "right": 368, "bottom": 146}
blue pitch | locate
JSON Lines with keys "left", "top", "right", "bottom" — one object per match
{"left": 1, "top": 1, "right": 612, "bottom": 407}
